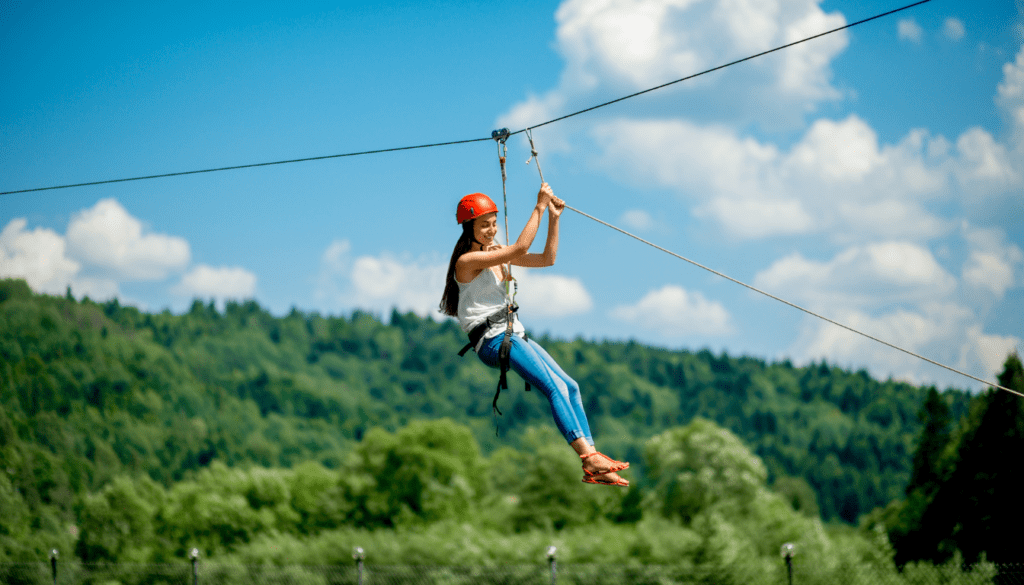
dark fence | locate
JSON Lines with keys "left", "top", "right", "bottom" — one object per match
{"left": 2, "top": 558, "right": 1023, "bottom": 585}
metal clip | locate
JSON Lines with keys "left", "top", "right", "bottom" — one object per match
{"left": 491, "top": 128, "right": 510, "bottom": 144}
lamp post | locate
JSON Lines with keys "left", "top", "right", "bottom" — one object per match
{"left": 780, "top": 543, "right": 795, "bottom": 585}
{"left": 353, "top": 547, "right": 365, "bottom": 585}
{"left": 546, "top": 546, "right": 557, "bottom": 585}
{"left": 49, "top": 549, "right": 58, "bottom": 585}
{"left": 190, "top": 548, "right": 199, "bottom": 585}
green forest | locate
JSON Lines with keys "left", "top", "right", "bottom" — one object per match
{"left": 2, "top": 277, "right": 1022, "bottom": 582}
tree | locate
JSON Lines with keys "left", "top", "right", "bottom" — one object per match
{"left": 344, "top": 418, "right": 486, "bottom": 527}
{"left": 645, "top": 418, "right": 768, "bottom": 522}
{"left": 941, "top": 354, "right": 1024, "bottom": 564}
{"left": 889, "top": 387, "right": 955, "bottom": 565}
{"left": 75, "top": 475, "right": 161, "bottom": 562}
{"left": 892, "top": 354, "right": 1024, "bottom": 565}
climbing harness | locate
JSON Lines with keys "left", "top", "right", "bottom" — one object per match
{"left": 457, "top": 304, "right": 531, "bottom": 417}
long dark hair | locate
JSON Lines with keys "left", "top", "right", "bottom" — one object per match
{"left": 439, "top": 220, "right": 476, "bottom": 317}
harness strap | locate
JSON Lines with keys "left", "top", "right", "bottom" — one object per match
{"left": 457, "top": 304, "right": 531, "bottom": 418}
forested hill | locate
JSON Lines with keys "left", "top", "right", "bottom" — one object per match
{"left": 1, "top": 277, "right": 972, "bottom": 532}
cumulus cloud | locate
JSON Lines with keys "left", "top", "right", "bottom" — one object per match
{"left": 593, "top": 115, "right": 954, "bottom": 240}
{"left": 963, "top": 252, "right": 1015, "bottom": 297}
{"left": 790, "top": 303, "right": 1020, "bottom": 388}
{"left": 1, "top": 198, "right": 251, "bottom": 307}
{"left": 997, "top": 46, "right": 1024, "bottom": 145}
{"left": 0, "top": 216, "right": 124, "bottom": 300}
{"left": 619, "top": 209, "right": 655, "bottom": 231}
{"left": 943, "top": 17, "right": 965, "bottom": 42}
{"left": 755, "top": 231, "right": 1021, "bottom": 386}
{"left": 174, "top": 264, "right": 257, "bottom": 301}
{"left": 66, "top": 198, "right": 190, "bottom": 280}
{"left": 315, "top": 239, "right": 447, "bottom": 317}
{"left": 754, "top": 241, "right": 958, "bottom": 310}
{"left": 898, "top": 18, "right": 923, "bottom": 43}
{"left": 0, "top": 218, "right": 81, "bottom": 295}
{"left": 513, "top": 268, "right": 594, "bottom": 318}
{"left": 351, "top": 254, "right": 446, "bottom": 316}
{"left": 610, "top": 284, "right": 732, "bottom": 337}
{"left": 499, "top": 0, "right": 849, "bottom": 134}
{"left": 960, "top": 223, "right": 1023, "bottom": 298}
{"left": 574, "top": 43, "right": 1024, "bottom": 245}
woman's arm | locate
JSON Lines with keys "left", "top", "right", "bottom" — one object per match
{"left": 456, "top": 184, "right": 553, "bottom": 274}
{"left": 513, "top": 195, "right": 563, "bottom": 268}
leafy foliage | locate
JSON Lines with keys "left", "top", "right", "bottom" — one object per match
{"left": 0, "top": 278, "right": 988, "bottom": 567}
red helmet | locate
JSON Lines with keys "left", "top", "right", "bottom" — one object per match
{"left": 456, "top": 193, "right": 498, "bottom": 224}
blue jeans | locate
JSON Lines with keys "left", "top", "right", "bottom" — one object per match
{"left": 478, "top": 334, "right": 594, "bottom": 445}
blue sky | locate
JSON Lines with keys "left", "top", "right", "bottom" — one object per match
{"left": 2, "top": 0, "right": 1022, "bottom": 390}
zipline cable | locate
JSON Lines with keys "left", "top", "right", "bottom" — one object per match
{"left": 0, "top": 137, "right": 492, "bottom": 196}
{"left": 563, "top": 204, "right": 1022, "bottom": 398}
{"left": 520, "top": 127, "right": 1020, "bottom": 398}
{"left": 1, "top": 0, "right": 932, "bottom": 197}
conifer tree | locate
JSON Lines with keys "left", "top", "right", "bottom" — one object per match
{"left": 941, "top": 353, "right": 1024, "bottom": 564}
{"left": 896, "top": 354, "right": 1024, "bottom": 565}
{"left": 890, "top": 387, "right": 955, "bottom": 565}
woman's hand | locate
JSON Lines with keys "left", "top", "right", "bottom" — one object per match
{"left": 549, "top": 195, "right": 565, "bottom": 219}
{"left": 537, "top": 182, "right": 553, "bottom": 209}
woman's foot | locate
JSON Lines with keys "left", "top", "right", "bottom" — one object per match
{"left": 580, "top": 452, "right": 629, "bottom": 487}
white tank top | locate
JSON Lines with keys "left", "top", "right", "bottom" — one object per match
{"left": 456, "top": 267, "right": 525, "bottom": 350}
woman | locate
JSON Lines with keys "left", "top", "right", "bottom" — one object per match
{"left": 439, "top": 183, "right": 629, "bottom": 487}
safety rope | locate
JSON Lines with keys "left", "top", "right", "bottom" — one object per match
{"left": 492, "top": 128, "right": 516, "bottom": 300}
{"left": 526, "top": 128, "right": 545, "bottom": 183}
{"left": 520, "top": 129, "right": 1021, "bottom": 398}
{"left": 1, "top": 0, "right": 933, "bottom": 197}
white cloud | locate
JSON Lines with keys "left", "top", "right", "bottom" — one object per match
{"left": 350, "top": 254, "right": 446, "bottom": 316}
{"left": 0, "top": 217, "right": 123, "bottom": 300}
{"left": 513, "top": 268, "right": 593, "bottom": 318}
{"left": 960, "top": 325, "right": 1022, "bottom": 383}
{"left": 954, "top": 127, "right": 1019, "bottom": 191}
{"left": 174, "top": 264, "right": 257, "bottom": 301}
{"left": 619, "top": 209, "right": 655, "bottom": 231}
{"left": 756, "top": 231, "right": 1021, "bottom": 387}
{"left": 997, "top": 46, "right": 1024, "bottom": 145}
{"left": 499, "top": 0, "right": 849, "bottom": 133}
{"left": 318, "top": 240, "right": 351, "bottom": 279}
{"left": 754, "top": 242, "right": 958, "bottom": 310}
{"left": 791, "top": 303, "right": 1020, "bottom": 388}
{"left": 943, "top": 17, "right": 965, "bottom": 42}
{"left": 898, "top": 18, "right": 923, "bottom": 43}
{"left": 960, "top": 223, "right": 1023, "bottom": 298}
{"left": 611, "top": 284, "right": 732, "bottom": 336}
{"left": 0, "top": 218, "right": 81, "bottom": 295}
{"left": 315, "top": 239, "right": 447, "bottom": 317}
{"left": 593, "top": 115, "right": 952, "bottom": 240}
{"left": 577, "top": 45, "right": 1024, "bottom": 243}
{"left": 66, "top": 198, "right": 190, "bottom": 280}
{"left": 963, "top": 251, "right": 1016, "bottom": 297}
{"left": 998, "top": 46, "right": 1024, "bottom": 107}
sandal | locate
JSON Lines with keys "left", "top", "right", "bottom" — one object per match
{"left": 582, "top": 474, "right": 629, "bottom": 487}
{"left": 580, "top": 452, "right": 629, "bottom": 476}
